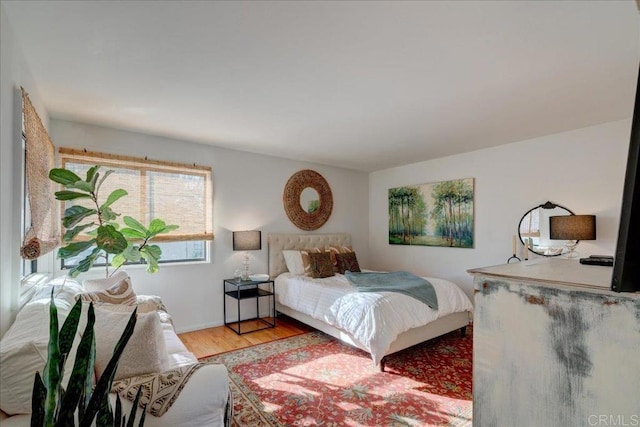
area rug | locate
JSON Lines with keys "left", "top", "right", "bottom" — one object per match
{"left": 202, "top": 327, "right": 472, "bottom": 426}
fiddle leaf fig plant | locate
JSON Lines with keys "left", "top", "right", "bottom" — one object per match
{"left": 49, "top": 165, "right": 178, "bottom": 277}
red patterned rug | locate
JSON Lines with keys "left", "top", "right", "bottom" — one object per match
{"left": 203, "top": 327, "right": 472, "bottom": 426}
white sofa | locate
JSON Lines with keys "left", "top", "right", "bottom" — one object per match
{"left": 0, "top": 274, "right": 230, "bottom": 426}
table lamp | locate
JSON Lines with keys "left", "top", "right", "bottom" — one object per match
{"left": 549, "top": 215, "right": 596, "bottom": 259}
{"left": 233, "top": 230, "right": 261, "bottom": 280}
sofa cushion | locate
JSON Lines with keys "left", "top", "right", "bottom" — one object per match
{"left": 0, "top": 297, "right": 81, "bottom": 415}
{"left": 0, "top": 341, "right": 46, "bottom": 415}
{"left": 94, "top": 307, "right": 169, "bottom": 381}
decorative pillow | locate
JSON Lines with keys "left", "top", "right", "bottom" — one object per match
{"left": 282, "top": 250, "right": 305, "bottom": 276}
{"left": 300, "top": 248, "right": 323, "bottom": 276}
{"left": 78, "top": 272, "right": 137, "bottom": 306}
{"left": 336, "top": 252, "right": 361, "bottom": 274}
{"left": 326, "top": 245, "right": 354, "bottom": 272}
{"left": 83, "top": 271, "right": 131, "bottom": 292}
{"left": 308, "top": 252, "right": 335, "bottom": 278}
{"left": 93, "top": 307, "right": 168, "bottom": 381}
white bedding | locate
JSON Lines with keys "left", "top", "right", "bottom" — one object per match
{"left": 275, "top": 272, "right": 473, "bottom": 365}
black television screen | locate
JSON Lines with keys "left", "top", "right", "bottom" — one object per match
{"left": 611, "top": 65, "right": 640, "bottom": 292}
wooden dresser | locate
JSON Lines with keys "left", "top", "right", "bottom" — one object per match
{"left": 468, "top": 259, "right": 640, "bottom": 427}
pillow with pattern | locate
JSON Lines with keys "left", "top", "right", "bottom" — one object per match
{"left": 326, "top": 245, "right": 353, "bottom": 272}
{"left": 308, "top": 252, "right": 335, "bottom": 278}
{"left": 301, "top": 248, "right": 323, "bottom": 276}
{"left": 77, "top": 273, "right": 137, "bottom": 306}
{"left": 336, "top": 252, "right": 361, "bottom": 274}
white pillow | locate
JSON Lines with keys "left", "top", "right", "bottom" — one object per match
{"left": 78, "top": 272, "right": 137, "bottom": 306}
{"left": 26, "top": 276, "right": 84, "bottom": 309}
{"left": 282, "top": 250, "right": 305, "bottom": 275}
{"left": 18, "top": 273, "right": 52, "bottom": 310}
{"left": 93, "top": 307, "right": 169, "bottom": 381}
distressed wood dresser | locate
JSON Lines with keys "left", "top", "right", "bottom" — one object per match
{"left": 468, "top": 259, "right": 640, "bottom": 427}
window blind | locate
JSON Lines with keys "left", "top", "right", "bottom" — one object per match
{"left": 58, "top": 148, "right": 213, "bottom": 242}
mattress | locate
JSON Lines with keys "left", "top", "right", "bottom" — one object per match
{"left": 275, "top": 272, "right": 473, "bottom": 364}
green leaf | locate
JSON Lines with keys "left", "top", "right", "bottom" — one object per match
{"left": 126, "top": 388, "right": 143, "bottom": 427}
{"left": 122, "top": 216, "right": 147, "bottom": 235}
{"left": 69, "top": 248, "right": 101, "bottom": 278}
{"left": 72, "top": 180, "right": 94, "bottom": 193}
{"left": 86, "top": 166, "right": 99, "bottom": 188}
{"left": 115, "top": 395, "right": 123, "bottom": 427}
{"left": 95, "top": 170, "right": 114, "bottom": 195}
{"left": 141, "top": 244, "right": 161, "bottom": 259}
{"left": 49, "top": 168, "right": 82, "bottom": 186}
{"left": 57, "top": 240, "right": 96, "bottom": 259}
{"left": 147, "top": 219, "right": 166, "bottom": 235}
{"left": 110, "top": 253, "right": 127, "bottom": 269}
{"left": 96, "top": 225, "right": 128, "bottom": 254}
{"left": 140, "top": 246, "right": 161, "bottom": 274}
{"left": 100, "top": 206, "right": 118, "bottom": 222}
{"left": 62, "top": 206, "right": 97, "bottom": 229}
{"left": 31, "top": 372, "right": 46, "bottom": 426}
{"left": 122, "top": 245, "right": 141, "bottom": 263}
{"left": 63, "top": 223, "right": 96, "bottom": 243}
{"left": 59, "top": 298, "right": 82, "bottom": 359}
{"left": 100, "top": 189, "right": 128, "bottom": 210}
{"left": 119, "top": 228, "right": 146, "bottom": 240}
{"left": 59, "top": 302, "right": 96, "bottom": 425}
{"left": 148, "top": 219, "right": 179, "bottom": 238}
{"left": 43, "top": 291, "right": 62, "bottom": 425}
{"left": 54, "top": 190, "right": 92, "bottom": 201}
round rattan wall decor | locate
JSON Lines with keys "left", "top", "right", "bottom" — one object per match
{"left": 283, "top": 169, "right": 333, "bottom": 231}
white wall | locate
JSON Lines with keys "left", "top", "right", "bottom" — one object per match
{"left": 0, "top": 6, "right": 49, "bottom": 337}
{"left": 369, "top": 119, "right": 631, "bottom": 299}
{"left": 49, "top": 120, "right": 369, "bottom": 332}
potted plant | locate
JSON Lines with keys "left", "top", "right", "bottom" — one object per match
{"left": 32, "top": 295, "right": 144, "bottom": 426}
{"left": 49, "top": 165, "right": 178, "bottom": 277}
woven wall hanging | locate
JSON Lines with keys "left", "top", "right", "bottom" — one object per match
{"left": 283, "top": 169, "right": 333, "bottom": 230}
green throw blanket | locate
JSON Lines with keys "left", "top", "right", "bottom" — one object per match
{"left": 345, "top": 271, "right": 438, "bottom": 310}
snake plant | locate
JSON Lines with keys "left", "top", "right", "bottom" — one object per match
{"left": 31, "top": 292, "right": 145, "bottom": 426}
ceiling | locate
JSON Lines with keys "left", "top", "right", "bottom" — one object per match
{"left": 3, "top": 1, "right": 639, "bottom": 172}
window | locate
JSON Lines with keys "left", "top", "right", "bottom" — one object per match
{"left": 58, "top": 148, "right": 213, "bottom": 268}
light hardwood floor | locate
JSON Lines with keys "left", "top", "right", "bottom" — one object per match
{"left": 178, "top": 314, "right": 314, "bottom": 359}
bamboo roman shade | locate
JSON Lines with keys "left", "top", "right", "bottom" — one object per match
{"left": 20, "top": 87, "right": 59, "bottom": 259}
{"left": 59, "top": 148, "right": 213, "bottom": 242}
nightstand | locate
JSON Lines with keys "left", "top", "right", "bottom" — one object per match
{"left": 223, "top": 278, "right": 275, "bottom": 334}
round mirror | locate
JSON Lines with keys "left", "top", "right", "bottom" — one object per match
{"left": 518, "top": 201, "right": 574, "bottom": 257}
{"left": 300, "top": 187, "right": 320, "bottom": 213}
{"left": 283, "top": 169, "right": 333, "bottom": 230}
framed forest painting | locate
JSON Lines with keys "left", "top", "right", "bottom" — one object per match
{"left": 388, "top": 178, "right": 474, "bottom": 248}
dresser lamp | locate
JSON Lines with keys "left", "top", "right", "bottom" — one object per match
{"left": 233, "top": 230, "right": 262, "bottom": 280}
{"left": 549, "top": 215, "right": 596, "bottom": 259}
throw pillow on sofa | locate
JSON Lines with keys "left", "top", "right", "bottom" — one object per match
{"left": 79, "top": 272, "right": 137, "bottom": 306}
{"left": 93, "top": 307, "right": 169, "bottom": 381}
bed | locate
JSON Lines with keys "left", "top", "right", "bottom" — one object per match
{"left": 268, "top": 233, "right": 473, "bottom": 370}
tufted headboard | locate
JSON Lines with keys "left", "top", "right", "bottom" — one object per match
{"left": 267, "top": 233, "right": 352, "bottom": 278}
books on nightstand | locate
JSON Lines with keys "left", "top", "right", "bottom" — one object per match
{"left": 579, "top": 255, "right": 614, "bottom": 267}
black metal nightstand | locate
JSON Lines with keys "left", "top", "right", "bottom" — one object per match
{"left": 223, "top": 278, "right": 275, "bottom": 334}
